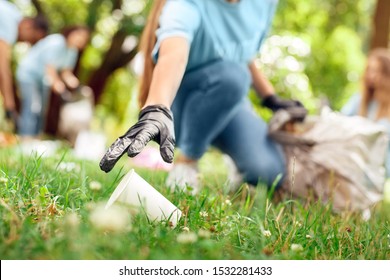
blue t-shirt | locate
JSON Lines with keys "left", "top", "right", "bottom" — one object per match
{"left": 17, "top": 34, "right": 78, "bottom": 82}
{"left": 0, "top": 0, "right": 22, "bottom": 45}
{"left": 152, "top": 0, "right": 278, "bottom": 71}
{"left": 341, "top": 94, "right": 380, "bottom": 120}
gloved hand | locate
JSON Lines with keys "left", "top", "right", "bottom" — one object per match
{"left": 262, "top": 94, "right": 307, "bottom": 122}
{"left": 99, "top": 104, "right": 175, "bottom": 173}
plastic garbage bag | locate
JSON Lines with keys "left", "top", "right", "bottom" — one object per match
{"left": 58, "top": 86, "right": 94, "bottom": 146}
{"left": 268, "top": 108, "right": 388, "bottom": 212}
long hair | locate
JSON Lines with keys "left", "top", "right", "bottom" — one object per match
{"left": 359, "top": 48, "right": 390, "bottom": 120}
{"left": 61, "top": 25, "right": 90, "bottom": 50}
{"left": 138, "top": 0, "right": 167, "bottom": 107}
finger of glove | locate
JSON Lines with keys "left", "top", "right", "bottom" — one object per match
{"left": 99, "top": 137, "right": 132, "bottom": 172}
{"left": 127, "top": 129, "right": 156, "bottom": 157}
{"left": 160, "top": 136, "right": 175, "bottom": 163}
{"left": 293, "top": 100, "right": 304, "bottom": 108}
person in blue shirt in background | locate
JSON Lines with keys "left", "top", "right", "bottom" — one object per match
{"left": 0, "top": 0, "right": 48, "bottom": 127}
{"left": 99, "top": 0, "right": 306, "bottom": 194}
{"left": 16, "top": 26, "right": 90, "bottom": 139}
{"left": 342, "top": 48, "right": 390, "bottom": 176}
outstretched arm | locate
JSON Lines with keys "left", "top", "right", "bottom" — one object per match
{"left": 248, "top": 60, "right": 307, "bottom": 120}
{"left": 46, "top": 65, "right": 66, "bottom": 94}
{"left": 143, "top": 37, "right": 189, "bottom": 108}
{"left": 61, "top": 69, "right": 80, "bottom": 90}
{"left": 248, "top": 60, "right": 275, "bottom": 99}
{"left": 99, "top": 37, "right": 189, "bottom": 172}
{"left": 0, "top": 40, "right": 16, "bottom": 112}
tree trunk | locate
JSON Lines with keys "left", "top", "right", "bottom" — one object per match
{"left": 44, "top": 92, "right": 62, "bottom": 136}
{"left": 87, "top": 29, "right": 138, "bottom": 104}
{"left": 370, "top": 0, "right": 390, "bottom": 50}
{"left": 31, "top": 0, "right": 45, "bottom": 16}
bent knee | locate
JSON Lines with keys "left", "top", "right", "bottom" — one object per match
{"left": 209, "top": 61, "right": 251, "bottom": 99}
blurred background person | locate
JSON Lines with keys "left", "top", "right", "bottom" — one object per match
{"left": 341, "top": 48, "right": 390, "bottom": 176}
{"left": 0, "top": 0, "right": 48, "bottom": 128}
{"left": 16, "top": 26, "right": 90, "bottom": 139}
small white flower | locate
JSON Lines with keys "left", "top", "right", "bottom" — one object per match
{"left": 225, "top": 199, "right": 232, "bottom": 206}
{"left": 177, "top": 232, "right": 198, "bottom": 244}
{"left": 306, "top": 234, "right": 312, "bottom": 239}
{"left": 295, "top": 221, "right": 302, "bottom": 227}
{"left": 90, "top": 203, "right": 130, "bottom": 232}
{"left": 387, "top": 234, "right": 390, "bottom": 239}
{"left": 198, "top": 229, "right": 211, "bottom": 239}
{"left": 58, "top": 162, "right": 79, "bottom": 172}
{"left": 65, "top": 212, "right": 80, "bottom": 228}
{"left": 89, "top": 181, "right": 102, "bottom": 191}
{"left": 0, "top": 177, "right": 8, "bottom": 184}
{"left": 291, "top": 244, "right": 303, "bottom": 252}
{"left": 85, "top": 202, "right": 96, "bottom": 211}
{"left": 182, "top": 226, "right": 190, "bottom": 232}
{"left": 263, "top": 230, "right": 272, "bottom": 237}
{"left": 199, "top": 211, "right": 208, "bottom": 218}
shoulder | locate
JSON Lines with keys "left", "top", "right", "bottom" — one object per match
{"left": 29, "top": 34, "right": 66, "bottom": 56}
{"left": 40, "top": 34, "right": 66, "bottom": 48}
{"left": 159, "top": 0, "right": 201, "bottom": 30}
{"left": 250, "top": 0, "right": 279, "bottom": 15}
{"left": 0, "top": 0, "right": 22, "bottom": 16}
{"left": 166, "top": 0, "right": 200, "bottom": 9}
{"left": 341, "top": 93, "right": 361, "bottom": 116}
{"left": 163, "top": 0, "right": 201, "bottom": 20}
{"left": 46, "top": 34, "right": 66, "bottom": 44}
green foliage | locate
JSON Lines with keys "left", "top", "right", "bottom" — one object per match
{"left": 10, "top": 0, "right": 378, "bottom": 124}
{"left": 270, "top": 0, "right": 376, "bottom": 111}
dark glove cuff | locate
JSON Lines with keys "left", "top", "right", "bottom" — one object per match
{"left": 5, "top": 110, "right": 15, "bottom": 120}
{"left": 261, "top": 95, "right": 278, "bottom": 110}
{"left": 139, "top": 104, "right": 173, "bottom": 120}
{"left": 5, "top": 110, "right": 12, "bottom": 120}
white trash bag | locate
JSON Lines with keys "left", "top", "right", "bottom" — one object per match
{"left": 268, "top": 109, "right": 388, "bottom": 212}
{"left": 58, "top": 86, "right": 94, "bottom": 146}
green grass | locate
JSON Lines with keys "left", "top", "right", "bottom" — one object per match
{"left": 0, "top": 144, "right": 389, "bottom": 260}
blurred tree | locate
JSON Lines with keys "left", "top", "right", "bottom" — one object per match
{"left": 271, "top": 0, "right": 376, "bottom": 110}
{"left": 370, "top": 0, "right": 390, "bottom": 49}
{"left": 12, "top": 0, "right": 380, "bottom": 136}
{"left": 29, "top": 0, "right": 149, "bottom": 102}
{"left": 21, "top": 0, "right": 151, "bottom": 135}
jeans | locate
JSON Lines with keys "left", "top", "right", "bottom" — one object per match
{"left": 17, "top": 79, "right": 50, "bottom": 136}
{"left": 171, "top": 60, "right": 286, "bottom": 187}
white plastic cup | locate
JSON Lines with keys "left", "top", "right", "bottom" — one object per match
{"left": 105, "top": 169, "right": 182, "bottom": 227}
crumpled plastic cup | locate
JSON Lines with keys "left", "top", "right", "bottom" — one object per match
{"left": 105, "top": 169, "right": 182, "bottom": 227}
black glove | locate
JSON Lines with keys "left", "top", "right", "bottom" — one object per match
{"left": 5, "top": 109, "right": 18, "bottom": 130}
{"left": 99, "top": 104, "right": 175, "bottom": 173}
{"left": 262, "top": 95, "right": 307, "bottom": 122}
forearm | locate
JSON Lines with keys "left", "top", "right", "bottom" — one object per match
{"left": 248, "top": 61, "right": 275, "bottom": 99}
{"left": 0, "top": 46, "right": 16, "bottom": 110}
{"left": 46, "top": 65, "right": 65, "bottom": 94}
{"left": 46, "top": 65, "right": 61, "bottom": 85}
{"left": 143, "top": 37, "right": 189, "bottom": 108}
{"left": 61, "top": 69, "right": 79, "bottom": 89}
{"left": 0, "top": 64, "right": 15, "bottom": 110}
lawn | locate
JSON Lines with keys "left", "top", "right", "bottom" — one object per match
{"left": 0, "top": 143, "right": 389, "bottom": 260}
